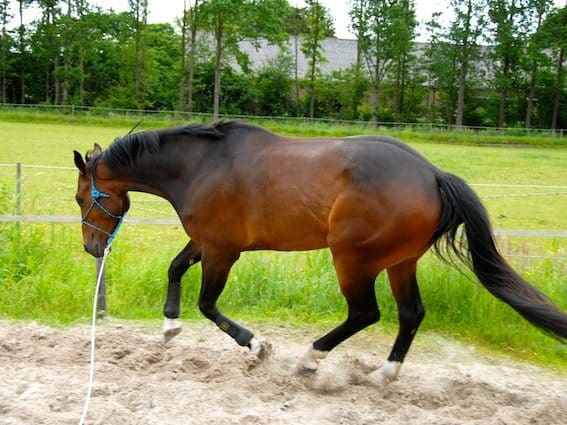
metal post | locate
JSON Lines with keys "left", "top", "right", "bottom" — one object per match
{"left": 16, "top": 162, "right": 22, "bottom": 215}
{"left": 95, "top": 258, "right": 106, "bottom": 318}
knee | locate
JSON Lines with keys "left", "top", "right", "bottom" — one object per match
{"left": 168, "top": 260, "right": 185, "bottom": 282}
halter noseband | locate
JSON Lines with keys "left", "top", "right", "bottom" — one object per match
{"left": 81, "top": 173, "right": 125, "bottom": 246}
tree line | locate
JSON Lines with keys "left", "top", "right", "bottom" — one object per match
{"left": 0, "top": 0, "right": 565, "bottom": 129}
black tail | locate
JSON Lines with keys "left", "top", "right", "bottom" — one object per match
{"left": 432, "top": 171, "right": 567, "bottom": 340}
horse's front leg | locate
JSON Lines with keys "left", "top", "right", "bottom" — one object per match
{"left": 198, "top": 251, "right": 271, "bottom": 360}
{"left": 163, "top": 240, "right": 201, "bottom": 343}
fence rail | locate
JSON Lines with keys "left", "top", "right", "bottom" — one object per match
{"left": 1, "top": 214, "right": 567, "bottom": 239}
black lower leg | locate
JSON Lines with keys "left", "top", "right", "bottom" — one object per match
{"left": 387, "top": 275, "right": 425, "bottom": 363}
{"left": 163, "top": 241, "right": 201, "bottom": 319}
{"left": 200, "top": 303, "right": 254, "bottom": 347}
{"left": 215, "top": 314, "right": 254, "bottom": 347}
{"left": 199, "top": 253, "right": 254, "bottom": 348}
{"left": 313, "top": 283, "right": 380, "bottom": 352}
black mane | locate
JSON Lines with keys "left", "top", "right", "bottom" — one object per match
{"left": 101, "top": 120, "right": 245, "bottom": 170}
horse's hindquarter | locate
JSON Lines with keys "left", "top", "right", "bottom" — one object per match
{"left": 327, "top": 139, "right": 442, "bottom": 271}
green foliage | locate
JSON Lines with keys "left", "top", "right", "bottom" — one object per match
{"left": 252, "top": 52, "right": 295, "bottom": 116}
{"left": 1, "top": 1, "right": 566, "bottom": 131}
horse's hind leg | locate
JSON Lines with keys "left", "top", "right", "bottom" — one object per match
{"left": 163, "top": 240, "right": 202, "bottom": 343}
{"left": 297, "top": 259, "right": 380, "bottom": 375}
{"left": 368, "top": 258, "right": 424, "bottom": 386}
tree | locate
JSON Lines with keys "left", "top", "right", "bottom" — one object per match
{"left": 301, "top": 0, "right": 333, "bottom": 119}
{"left": 129, "top": 0, "right": 148, "bottom": 108}
{"left": 143, "top": 23, "right": 182, "bottom": 110}
{"left": 288, "top": 7, "right": 305, "bottom": 116}
{"left": 536, "top": 4, "right": 567, "bottom": 130}
{"left": 348, "top": 0, "right": 369, "bottom": 118}
{"left": 33, "top": 0, "right": 62, "bottom": 104}
{"left": 488, "top": 0, "right": 532, "bottom": 127}
{"left": 178, "top": 0, "right": 203, "bottom": 112}
{"left": 358, "top": 0, "right": 410, "bottom": 124}
{"left": 389, "top": 0, "right": 418, "bottom": 121}
{"left": 199, "top": 0, "right": 291, "bottom": 118}
{"left": 449, "top": 0, "right": 486, "bottom": 127}
{"left": 254, "top": 51, "right": 294, "bottom": 116}
{"left": 523, "top": 0, "right": 553, "bottom": 128}
{"left": 16, "top": 0, "right": 35, "bottom": 103}
{"left": 0, "top": 0, "right": 12, "bottom": 103}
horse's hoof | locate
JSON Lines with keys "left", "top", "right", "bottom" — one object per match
{"left": 249, "top": 337, "right": 273, "bottom": 361}
{"left": 295, "top": 366, "right": 318, "bottom": 377}
{"left": 366, "top": 361, "right": 401, "bottom": 387}
{"left": 365, "top": 371, "right": 390, "bottom": 387}
{"left": 162, "top": 318, "right": 182, "bottom": 344}
{"left": 163, "top": 327, "right": 182, "bottom": 344}
{"left": 295, "top": 347, "right": 328, "bottom": 376}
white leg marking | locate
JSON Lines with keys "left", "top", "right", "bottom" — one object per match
{"left": 249, "top": 337, "right": 272, "bottom": 360}
{"left": 249, "top": 337, "right": 261, "bottom": 355}
{"left": 296, "top": 347, "right": 329, "bottom": 374}
{"left": 162, "top": 317, "right": 182, "bottom": 343}
{"left": 367, "top": 360, "right": 402, "bottom": 387}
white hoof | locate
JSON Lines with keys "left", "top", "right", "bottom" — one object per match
{"left": 249, "top": 337, "right": 273, "bottom": 361}
{"left": 366, "top": 361, "right": 402, "bottom": 387}
{"left": 163, "top": 318, "right": 182, "bottom": 343}
{"left": 295, "top": 347, "right": 328, "bottom": 376}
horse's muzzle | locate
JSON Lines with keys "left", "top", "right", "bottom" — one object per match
{"left": 84, "top": 242, "right": 107, "bottom": 258}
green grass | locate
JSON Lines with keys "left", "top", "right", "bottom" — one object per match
{"left": 1, "top": 117, "right": 566, "bottom": 229}
{"left": 0, "top": 112, "right": 566, "bottom": 369}
{"left": 0, "top": 221, "right": 565, "bottom": 368}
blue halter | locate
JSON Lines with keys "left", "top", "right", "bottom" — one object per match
{"left": 81, "top": 173, "right": 125, "bottom": 246}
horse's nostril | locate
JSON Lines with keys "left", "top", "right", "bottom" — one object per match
{"left": 83, "top": 244, "right": 88, "bottom": 252}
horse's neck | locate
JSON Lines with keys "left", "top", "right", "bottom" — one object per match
{"left": 119, "top": 160, "right": 181, "bottom": 202}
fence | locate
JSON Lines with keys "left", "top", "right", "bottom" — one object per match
{"left": 1, "top": 102, "right": 566, "bottom": 137}
{"left": 1, "top": 162, "right": 566, "bottom": 315}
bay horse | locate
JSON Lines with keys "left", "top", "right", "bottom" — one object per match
{"left": 73, "top": 121, "right": 566, "bottom": 385}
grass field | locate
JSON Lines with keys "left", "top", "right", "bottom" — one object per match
{"left": 0, "top": 112, "right": 566, "bottom": 368}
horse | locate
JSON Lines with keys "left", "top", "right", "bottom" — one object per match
{"left": 73, "top": 120, "right": 567, "bottom": 385}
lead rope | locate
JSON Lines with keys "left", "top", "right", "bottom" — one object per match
{"left": 78, "top": 245, "right": 111, "bottom": 425}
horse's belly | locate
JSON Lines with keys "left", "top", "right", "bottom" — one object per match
{"left": 245, "top": 213, "right": 329, "bottom": 252}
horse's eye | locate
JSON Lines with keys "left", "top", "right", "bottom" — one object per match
{"left": 76, "top": 196, "right": 85, "bottom": 206}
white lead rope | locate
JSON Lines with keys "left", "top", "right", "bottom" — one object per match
{"left": 78, "top": 245, "right": 111, "bottom": 425}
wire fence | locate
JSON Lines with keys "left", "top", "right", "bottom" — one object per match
{"left": 1, "top": 103, "right": 566, "bottom": 137}
{"left": 1, "top": 162, "right": 566, "bottom": 259}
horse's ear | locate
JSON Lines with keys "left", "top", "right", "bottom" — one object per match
{"left": 86, "top": 143, "right": 103, "bottom": 162}
{"left": 92, "top": 143, "right": 103, "bottom": 156}
{"left": 73, "top": 150, "right": 87, "bottom": 175}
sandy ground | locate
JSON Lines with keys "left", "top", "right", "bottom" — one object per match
{"left": 0, "top": 319, "right": 565, "bottom": 425}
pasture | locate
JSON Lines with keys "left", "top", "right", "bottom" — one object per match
{"left": 0, "top": 115, "right": 566, "bottom": 369}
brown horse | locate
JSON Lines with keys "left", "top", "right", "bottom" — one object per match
{"left": 74, "top": 121, "right": 566, "bottom": 385}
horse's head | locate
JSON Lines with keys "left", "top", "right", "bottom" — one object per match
{"left": 73, "top": 143, "right": 130, "bottom": 257}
